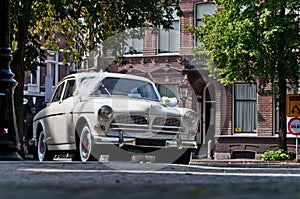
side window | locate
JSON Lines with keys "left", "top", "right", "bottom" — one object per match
{"left": 51, "top": 83, "right": 65, "bottom": 103}
{"left": 63, "top": 79, "right": 76, "bottom": 100}
{"left": 137, "top": 84, "right": 158, "bottom": 100}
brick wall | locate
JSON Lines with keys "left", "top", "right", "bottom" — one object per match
{"left": 221, "top": 86, "right": 233, "bottom": 135}
{"left": 179, "top": 1, "right": 194, "bottom": 54}
{"left": 143, "top": 29, "right": 157, "bottom": 56}
{"left": 257, "top": 94, "right": 273, "bottom": 136}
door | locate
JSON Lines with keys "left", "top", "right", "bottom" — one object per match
{"left": 44, "top": 81, "right": 65, "bottom": 145}
{"left": 51, "top": 79, "right": 76, "bottom": 145}
{"left": 203, "top": 84, "right": 215, "bottom": 145}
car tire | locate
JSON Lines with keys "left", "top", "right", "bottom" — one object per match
{"left": 78, "top": 124, "right": 95, "bottom": 162}
{"left": 37, "top": 131, "right": 54, "bottom": 161}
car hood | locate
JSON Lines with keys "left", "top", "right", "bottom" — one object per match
{"left": 90, "top": 96, "right": 183, "bottom": 117}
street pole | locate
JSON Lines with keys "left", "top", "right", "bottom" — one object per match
{"left": 0, "top": 0, "right": 22, "bottom": 160}
{"left": 296, "top": 136, "right": 298, "bottom": 162}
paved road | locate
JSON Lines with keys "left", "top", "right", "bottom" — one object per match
{"left": 0, "top": 160, "right": 300, "bottom": 199}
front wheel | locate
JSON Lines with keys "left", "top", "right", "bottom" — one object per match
{"left": 79, "top": 125, "right": 94, "bottom": 162}
{"left": 37, "top": 131, "right": 54, "bottom": 161}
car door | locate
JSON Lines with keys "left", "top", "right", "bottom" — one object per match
{"left": 44, "top": 81, "right": 66, "bottom": 145}
{"left": 50, "top": 78, "right": 76, "bottom": 146}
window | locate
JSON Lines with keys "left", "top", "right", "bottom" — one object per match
{"left": 51, "top": 63, "right": 56, "bottom": 86}
{"left": 195, "top": 3, "right": 216, "bottom": 46}
{"left": 234, "top": 84, "right": 257, "bottom": 133}
{"left": 46, "top": 51, "right": 59, "bottom": 86}
{"left": 124, "top": 37, "right": 143, "bottom": 55}
{"left": 28, "top": 70, "right": 37, "bottom": 84}
{"left": 158, "top": 10, "right": 180, "bottom": 53}
{"left": 51, "top": 83, "right": 65, "bottom": 103}
{"left": 158, "top": 84, "right": 178, "bottom": 98}
{"left": 93, "top": 77, "right": 159, "bottom": 101}
{"left": 63, "top": 79, "right": 75, "bottom": 100}
{"left": 27, "top": 67, "right": 41, "bottom": 85}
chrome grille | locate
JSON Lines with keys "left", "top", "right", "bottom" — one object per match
{"left": 110, "top": 115, "right": 148, "bottom": 130}
{"left": 153, "top": 117, "right": 181, "bottom": 126}
{"left": 113, "top": 115, "right": 148, "bottom": 125}
{"left": 152, "top": 117, "right": 182, "bottom": 132}
{"left": 110, "top": 115, "right": 182, "bottom": 133}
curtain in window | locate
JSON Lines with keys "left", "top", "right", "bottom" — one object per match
{"left": 169, "top": 21, "right": 179, "bottom": 52}
{"left": 158, "top": 8, "right": 180, "bottom": 53}
{"left": 159, "top": 21, "right": 179, "bottom": 53}
{"left": 158, "top": 84, "right": 178, "bottom": 98}
{"left": 235, "top": 84, "right": 257, "bottom": 133}
{"left": 159, "top": 28, "right": 169, "bottom": 53}
{"left": 124, "top": 38, "right": 143, "bottom": 54}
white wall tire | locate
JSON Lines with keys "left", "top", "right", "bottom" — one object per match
{"left": 79, "top": 125, "right": 93, "bottom": 162}
{"left": 37, "top": 131, "right": 53, "bottom": 161}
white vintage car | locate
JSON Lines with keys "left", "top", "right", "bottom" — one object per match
{"left": 32, "top": 72, "right": 198, "bottom": 164}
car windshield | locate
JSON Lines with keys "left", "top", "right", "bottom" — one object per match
{"left": 91, "top": 77, "right": 159, "bottom": 101}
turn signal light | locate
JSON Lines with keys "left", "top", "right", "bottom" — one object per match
{"left": 94, "top": 125, "right": 102, "bottom": 132}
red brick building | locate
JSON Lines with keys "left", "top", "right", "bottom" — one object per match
{"left": 24, "top": 0, "right": 297, "bottom": 159}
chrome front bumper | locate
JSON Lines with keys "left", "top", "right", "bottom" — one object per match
{"left": 94, "top": 131, "right": 197, "bottom": 149}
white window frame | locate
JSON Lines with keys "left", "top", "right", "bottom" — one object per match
{"left": 195, "top": 3, "right": 216, "bottom": 46}
{"left": 123, "top": 31, "right": 143, "bottom": 55}
{"left": 158, "top": 9, "right": 180, "bottom": 54}
{"left": 46, "top": 51, "right": 60, "bottom": 87}
{"left": 234, "top": 83, "right": 258, "bottom": 134}
{"left": 26, "top": 66, "right": 41, "bottom": 93}
{"left": 28, "top": 67, "right": 40, "bottom": 85}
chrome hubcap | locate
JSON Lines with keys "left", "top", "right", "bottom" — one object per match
{"left": 80, "top": 126, "right": 91, "bottom": 162}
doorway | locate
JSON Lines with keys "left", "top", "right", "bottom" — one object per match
{"left": 203, "top": 83, "right": 216, "bottom": 143}
{"left": 195, "top": 83, "right": 216, "bottom": 158}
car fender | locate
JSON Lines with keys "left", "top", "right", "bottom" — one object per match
{"left": 32, "top": 119, "right": 48, "bottom": 147}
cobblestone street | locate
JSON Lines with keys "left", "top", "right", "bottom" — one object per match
{"left": 0, "top": 160, "right": 300, "bottom": 199}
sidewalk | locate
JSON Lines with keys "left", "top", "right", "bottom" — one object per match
{"left": 191, "top": 157, "right": 300, "bottom": 167}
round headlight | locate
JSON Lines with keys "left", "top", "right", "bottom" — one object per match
{"left": 183, "top": 111, "right": 198, "bottom": 125}
{"left": 98, "top": 106, "right": 113, "bottom": 121}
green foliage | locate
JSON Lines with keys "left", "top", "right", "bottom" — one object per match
{"left": 261, "top": 149, "right": 296, "bottom": 161}
{"left": 10, "top": 0, "right": 183, "bottom": 64}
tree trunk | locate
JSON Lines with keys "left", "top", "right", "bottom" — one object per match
{"left": 11, "top": 50, "right": 25, "bottom": 158}
{"left": 277, "top": 7, "right": 287, "bottom": 151}
{"left": 278, "top": 76, "right": 287, "bottom": 151}
{"left": 11, "top": 4, "right": 31, "bottom": 158}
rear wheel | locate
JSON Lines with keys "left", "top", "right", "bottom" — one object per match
{"left": 37, "top": 131, "right": 54, "bottom": 161}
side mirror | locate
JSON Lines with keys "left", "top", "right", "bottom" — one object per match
{"left": 73, "top": 89, "right": 79, "bottom": 96}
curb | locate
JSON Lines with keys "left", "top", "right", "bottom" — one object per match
{"left": 190, "top": 158, "right": 300, "bottom": 168}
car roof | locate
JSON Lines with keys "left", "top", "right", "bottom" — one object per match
{"left": 61, "top": 71, "right": 153, "bottom": 83}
